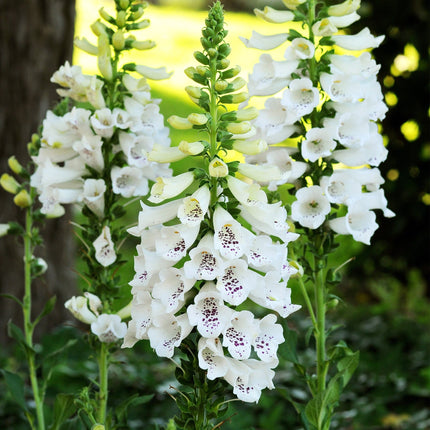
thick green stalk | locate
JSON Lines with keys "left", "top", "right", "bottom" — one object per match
{"left": 209, "top": 56, "right": 220, "bottom": 208}
{"left": 23, "top": 206, "right": 45, "bottom": 430}
{"left": 97, "top": 342, "right": 109, "bottom": 426}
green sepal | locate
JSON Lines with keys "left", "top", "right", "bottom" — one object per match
{"left": 288, "top": 29, "right": 305, "bottom": 41}
{"left": 319, "top": 36, "right": 335, "bottom": 46}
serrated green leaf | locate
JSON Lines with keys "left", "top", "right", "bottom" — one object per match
{"left": 0, "top": 369, "right": 28, "bottom": 410}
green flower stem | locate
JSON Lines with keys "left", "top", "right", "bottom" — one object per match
{"left": 314, "top": 260, "right": 328, "bottom": 395}
{"left": 209, "top": 55, "right": 220, "bottom": 208}
{"left": 23, "top": 201, "right": 46, "bottom": 430}
{"left": 97, "top": 342, "right": 109, "bottom": 426}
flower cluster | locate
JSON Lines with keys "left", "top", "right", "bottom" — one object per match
{"left": 123, "top": 2, "right": 300, "bottom": 403}
{"left": 241, "top": 0, "right": 394, "bottom": 244}
{"left": 33, "top": 0, "right": 172, "bottom": 343}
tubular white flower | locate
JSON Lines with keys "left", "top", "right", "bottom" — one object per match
{"left": 64, "top": 295, "right": 98, "bottom": 324}
{"left": 233, "top": 139, "right": 268, "bottom": 155}
{"left": 90, "top": 108, "right": 116, "bottom": 138}
{"left": 183, "top": 233, "right": 225, "bottom": 281}
{"left": 281, "top": 78, "right": 320, "bottom": 117}
{"left": 238, "top": 163, "right": 282, "bottom": 183}
{"left": 152, "top": 268, "right": 195, "bottom": 313}
{"left": 155, "top": 224, "right": 200, "bottom": 262}
{"left": 328, "top": 0, "right": 361, "bottom": 17}
{"left": 282, "top": 0, "right": 306, "bottom": 10}
{"left": 227, "top": 176, "right": 267, "bottom": 207}
{"left": 217, "top": 259, "right": 258, "bottom": 306}
{"left": 178, "top": 140, "right": 205, "bottom": 155}
{"left": 93, "top": 225, "right": 116, "bottom": 267}
{"left": 209, "top": 158, "right": 229, "bottom": 178}
{"left": 187, "top": 282, "right": 234, "bottom": 338}
{"left": 312, "top": 18, "right": 338, "bottom": 37}
{"left": 177, "top": 185, "right": 210, "bottom": 226}
{"left": 246, "top": 235, "right": 288, "bottom": 274}
{"left": 148, "top": 313, "right": 192, "bottom": 358}
{"left": 329, "top": 207, "right": 378, "bottom": 245}
{"left": 119, "top": 132, "right": 150, "bottom": 168}
{"left": 213, "top": 206, "right": 254, "bottom": 259}
{"left": 347, "top": 189, "right": 395, "bottom": 218}
{"left": 83, "top": 179, "right": 106, "bottom": 218}
{"left": 128, "top": 200, "right": 181, "bottom": 236}
{"left": 222, "top": 311, "right": 258, "bottom": 360}
{"left": 332, "top": 28, "right": 385, "bottom": 51}
{"left": 148, "top": 144, "right": 187, "bottom": 163}
{"left": 284, "top": 38, "right": 315, "bottom": 60}
{"left": 254, "top": 314, "right": 285, "bottom": 362}
{"left": 111, "top": 166, "right": 149, "bottom": 198}
{"left": 135, "top": 65, "right": 173, "bottom": 80}
{"left": 198, "top": 337, "right": 229, "bottom": 380}
{"left": 73, "top": 134, "right": 104, "bottom": 172}
{"left": 149, "top": 171, "right": 194, "bottom": 203}
{"left": 253, "top": 98, "right": 299, "bottom": 144}
{"left": 91, "top": 314, "right": 127, "bottom": 343}
{"left": 248, "top": 54, "right": 298, "bottom": 97}
{"left": 329, "top": 12, "right": 361, "bottom": 28}
{"left": 291, "top": 186, "right": 331, "bottom": 229}
{"left": 301, "top": 127, "right": 337, "bottom": 162}
{"left": 254, "top": 6, "right": 294, "bottom": 24}
{"left": 84, "top": 292, "right": 102, "bottom": 316}
{"left": 319, "top": 171, "right": 362, "bottom": 204}
{"left": 239, "top": 31, "right": 289, "bottom": 50}
{"left": 320, "top": 72, "right": 363, "bottom": 104}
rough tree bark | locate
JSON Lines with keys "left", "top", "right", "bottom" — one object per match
{"left": 0, "top": 0, "right": 76, "bottom": 342}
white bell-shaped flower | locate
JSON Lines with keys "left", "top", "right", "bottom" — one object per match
{"left": 253, "top": 314, "right": 285, "bottom": 362}
{"left": 130, "top": 290, "right": 153, "bottom": 340}
{"left": 90, "top": 108, "right": 116, "bottom": 138}
{"left": 198, "top": 337, "right": 229, "bottom": 380}
{"left": 301, "top": 127, "right": 337, "bottom": 162}
{"left": 183, "top": 233, "right": 226, "bottom": 281}
{"left": 213, "top": 206, "right": 254, "bottom": 259}
{"left": 217, "top": 259, "right": 258, "bottom": 306}
{"left": 227, "top": 176, "right": 267, "bottom": 207}
{"left": 82, "top": 179, "right": 106, "bottom": 218}
{"left": 177, "top": 185, "right": 211, "bottom": 226}
{"left": 111, "top": 166, "right": 149, "bottom": 197}
{"left": 91, "top": 314, "right": 127, "bottom": 343}
{"left": 222, "top": 311, "right": 258, "bottom": 360}
{"left": 291, "top": 186, "right": 331, "bottom": 229}
{"left": 187, "top": 282, "right": 234, "bottom": 338}
{"left": 152, "top": 268, "right": 195, "bottom": 313}
{"left": 319, "top": 171, "right": 362, "bottom": 205}
{"left": 254, "top": 6, "right": 294, "bottom": 24}
{"left": 73, "top": 134, "right": 104, "bottom": 172}
{"left": 149, "top": 171, "right": 194, "bottom": 203}
{"left": 93, "top": 225, "right": 116, "bottom": 267}
{"left": 64, "top": 294, "right": 99, "bottom": 324}
{"left": 119, "top": 132, "right": 151, "bottom": 168}
{"left": 246, "top": 235, "right": 288, "bottom": 274}
{"left": 332, "top": 27, "right": 385, "bottom": 51}
{"left": 239, "top": 30, "right": 289, "bottom": 50}
{"left": 281, "top": 78, "right": 319, "bottom": 117}
{"left": 284, "top": 38, "right": 315, "bottom": 60}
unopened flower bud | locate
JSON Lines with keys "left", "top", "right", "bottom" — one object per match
{"left": 131, "top": 40, "right": 156, "bottom": 50}
{"left": 289, "top": 260, "right": 304, "bottom": 278}
{"left": 217, "top": 58, "right": 230, "bottom": 69}
{"left": 99, "top": 7, "right": 115, "bottom": 23}
{"left": 178, "top": 140, "right": 205, "bottom": 155}
{"left": 187, "top": 113, "right": 208, "bottom": 125}
{"left": 1, "top": 173, "right": 20, "bottom": 194}
{"left": 133, "top": 19, "right": 150, "bottom": 30}
{"left": 185, "top": 67, "right": 198, "bottom": 79}
{"left": 328, "top": 0, "right": 360, "bottom": 16}
{"left": 74, "top": 37, "right": 99, "bottom": 55}
{"left": 8, "top": 156, "right": 25, "bottom": 175}
{"left": 91, "top": 20, "right": 107, "bottom": 37}
{"left": 0, "top": 223, "right": 10, "bottom": 237}
{"left": 131, "top": 7, "right": 144, "bottom": 21}
{"left": 236, "top": 107, "right": 259, "bottom": 121}
{"left": 116, "top": 10, "right": 127, "bottom": 28}
{"left": 215, "top": 80, "right": 228, "bottom": 91}
{"left": 148, "top": 144, "right": 187, "bottom": 163}
{"left": 219, "top": 92, "right": 249, "bottom": 104}
{"left": 221, "top": 65, "right": 241, "bottom": 79}
{"left": 167, "top": 115, "right": 193, "bottom": 130}
{"left": 232, "top": 139, "right": 267, "bottom": 155}
{"left": 282, "top": 0, "right": 306, "bottom": 10}
{"left": 230, "top": 77, "right": 247, "bottom": 91}
{"left": 209, "top": 158, "right": 229, "bottom": 178}
{"left": 119, "top": 0, "right": 130, "bottom": 9}
{"left": 98, "top": 33, "right": 113, "bottom": 80}
{"left": 32, "top": 257, "right": 48, "bottom": 276}
{"left": 326, "top": 298, "right": 340, "bottom": 309}
{"left": 13, "top": 189, "right": 32, "bottom": 208}
{"left": 227, "top": 121, "right": 252, "bottom": 134}
{"left": 207, "top": 48, "right": 218, "bottom": 58}
{"left": 196, "top": 66, "right": 208, "bottom": 76}
{"left": 185, "top": 86, "right": 202, "bottom": 99}
{"left": 112, "top": 30, "right": 125, "bottom": 50}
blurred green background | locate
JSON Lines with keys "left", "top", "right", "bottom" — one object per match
{"left": 1, "top": 1, "right": 429, "bottom": 429}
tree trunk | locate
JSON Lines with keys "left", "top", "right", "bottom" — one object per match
{"left": 0, "top": 0, "right": 76, "bottom": 343}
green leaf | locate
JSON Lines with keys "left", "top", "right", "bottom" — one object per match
{"left": 115, "top": 393, "right": 154, "bottom": 423}
{"left": 33, "top": 296, "right": 56, "bottom": 327}
{"left": 304, "top": 393, "right": 323, "bottom": 429}
{"left": 279, "top": 326, "right": 299, "bottom": 364}
{"left": 0, "top": 293, "right": 23, "bottom": 307}
{"left": 337, "top": 351, "right": 360, "bottom": 387}
{"left": 0, "top": 369, "right": 28, "bottom": 410}
{"left": 7, "top": 321, "right": 35, "bottom": 353}
{"left": 48, "top": 393, "right": 77, "bottom": 430}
